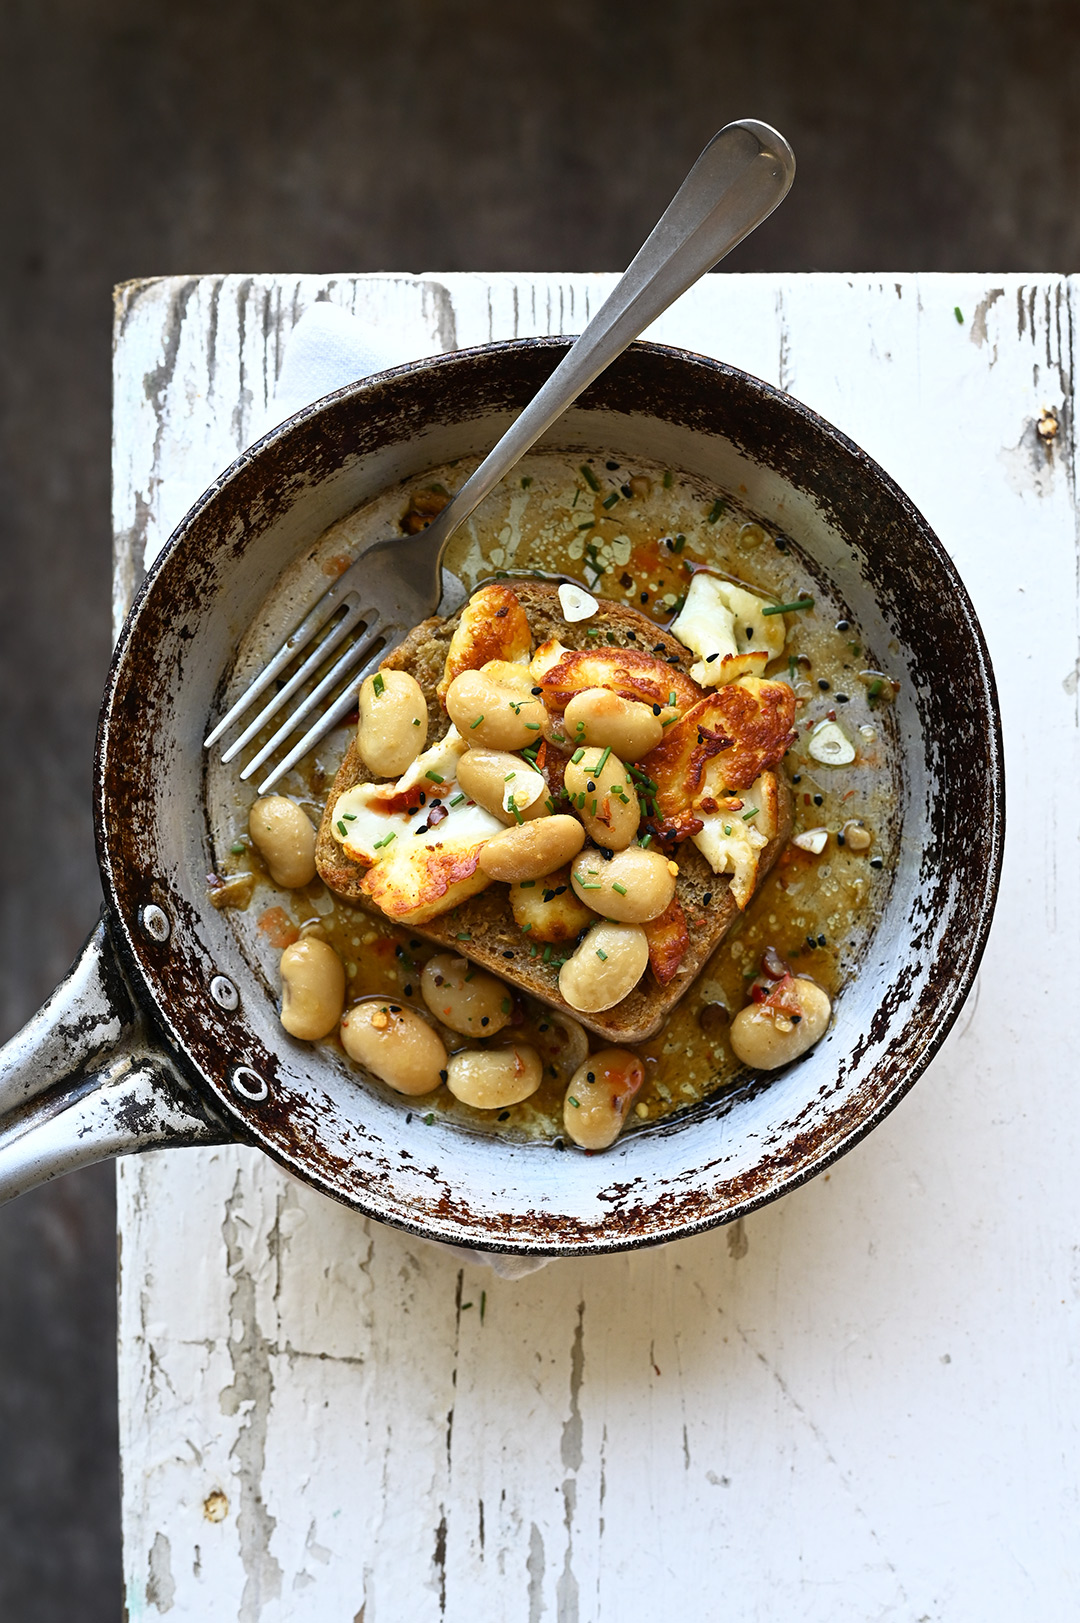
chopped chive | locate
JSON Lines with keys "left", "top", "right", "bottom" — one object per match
{"left": 668, "top": 691, "right": 676, "bottom": 705}
{"left": 867, "top": 677, "right": 885, "bottom": 705}
{"left": 505, "top": 772, "right": 516, "bottom": 781}
{"left": 425, "top": 771, "right": 444, "bottom": 783}
{"left": 501, "top": 999, "right": 511, "bottom": 1013}
{"left": 594, "top": 745, "right": 612, "bottom": 775}
{"left": 577, "top": 520, "right": 595, "bottom": 531}
{"left": 576, "top": 720, "right": 586, "bottom": 733}
{"left": 577, "top": 793, "right": 586, "bottom": 809}
{"left": 511, "top": 803, "right": 523, "bottom": 825}
{"left": 601, "top": 492, "right": 619, "bottom": 509}
{"left": 470, "top": 715, "right": 484, "bottom": 728}
{"left": 412, "top": 717, "right": 421, "bottom": 726}
{"left": 424, "top": 1113, "right": 435, "bottom": 1125}
{"left": 480, "top": 1290, "right": 487, "bottom": 1322}
{"left": 707, "top": 499, "right": 726, "bottom": 523}
{"left": 724, "top": 823, "right": 733, "bottom": 836}
{"left": 578, "top": 883, "right": 603, "bottom": 890}
{"left": 572, "top": 487, "right": 580, "bottom": 507}
{"left": 229, "top": 839, "right": 246, "bottom": 853}
{"left": 521, "top": 474, "right": 532, "bottom": 488}
{"left": 762, "top": 598, "right": 814, "bottom": 615}
{"left": 586, "top": 628, "right": 601, "bottom": 638}
{"left": 520, "top": 879, "right": 536, "bottom": 888}
{"left": 673, "top": 534, "right": 685, "bottom": 552}
{"left": 638, "top": 833, "right": 652, "bottom": 849}
{"left": 543, "top": 946, "right": 552, "bottom": 963}
{"left": 373, "top": 830, "right": 397, "bottom": 849}
{"left": 742, "top": 807, "right": 760, "bottom": 821}
{"left": 372, "top": 672, "right": 385, "bottom": 696}
{"left": 568, "top": 1097, "right": 581, "bottom": 1108}
{"left": 336, "top": 820, "right": 347, "bottom": 836}
{"left": 525, "top": 721, "right": 541, "bottom": 729}
{"left": 456, "top": 931, "right": 472, "bottom": 940}
{"left": 596, "top": 948, "right": 608, "bottom": 961}
{"left": 589, "top": 798, "right": 598, "bottom": 815}
{"left": 580, "top": 463, "right": 600, "bottom": 491}
{"left": 954, "top": 305, "right": 964, "bottom": 324}
{"left": 661, "top": 715, "right": 677, "bottom": 727}
{"left": 449, "top": 793, "right": 465, "bottom": 807}
{"left": 612, "top": 881, "right": 628, "bottom": 895}
{"left": 663, "top": 470, "right": 673, "bottom": 488}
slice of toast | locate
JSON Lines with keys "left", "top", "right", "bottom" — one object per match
{"left": 315, "top": 580, "right": 791, "bottom": 1043}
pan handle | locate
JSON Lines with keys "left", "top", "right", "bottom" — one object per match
{"left": 0, "top": 914, "right": 230, "bottom": 1205}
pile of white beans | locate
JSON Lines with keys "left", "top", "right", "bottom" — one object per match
{"left": 242, "top": 609, "right": 832, "bottom": 1152}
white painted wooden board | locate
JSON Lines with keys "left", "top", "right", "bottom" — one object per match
{"left": 114, "top": 273, "right": 1079, "bottom": 1622}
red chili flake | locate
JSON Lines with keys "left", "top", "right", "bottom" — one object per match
{"left": 257, "top": 907, "right": 299, "bottom": 949}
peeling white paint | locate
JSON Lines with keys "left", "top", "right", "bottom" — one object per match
{"left": 117, "top": 273, "right": 1080, "bottom": 1621}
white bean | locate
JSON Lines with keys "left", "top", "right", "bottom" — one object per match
{"left": 445, "top": 665, "right": 542, "bottom": 751}
{"left": 420, "top": 954, "right": 513, "bottom": 1036}
{"left": 558, "top": 922, "right": 649, "bottom": 1013}
{"left": 563, "top": 688, "right": 664, "bottom": 760}
{"left": 563, "top": 747, "right": 640, "bottom": 850}
{"left": 357, "top": 669, "right": 427, "bottom": 777}
{"left": 249, "top": 795, "right": 317, "bottom": 888}
{"left": 563, "top": 1048, "right": 646, "bottom": 1149}
{"left": 445, "top": 1044, "right": 543, "bottom": 1109}
{"left": 508, "top": 865, "right": 597, "bottom": 941}
{"left": 479, "top": 815, "right": 586, "bottom": 883}
{"left": 340, "top": 1000, "right": 448, "bottom": 1095}
{"left": 279, "top": 937, "right": 345, "bottom": 1040}
{"left": 729, "top": 977, "right": 832, "bottom": 1070}
{"left": 570, "top": 845, "right": 677, "bottom": 923}
{"left": 456, "top": 748, "right": 549, "bottom": 824}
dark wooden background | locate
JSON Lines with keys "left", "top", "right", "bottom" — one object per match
{"left": 1, "top": 0, "right": 1076, "bottom": 1615}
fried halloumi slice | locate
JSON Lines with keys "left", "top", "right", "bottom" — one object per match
{"left": 329, "top": 727, "right": 470, "bottom": 863}
{"left": 669, "top": 572, "right": 785, "bottom": 687}
{"left": 691, "top": 771, "right": 779, "bottom": 908}
{"left": 642, "top": 897, "right": 691, "bottom": 985}
{"left": 536, "top": 646, "right": 703, "bottom": 720}
{"left": 359, "top": 801, "right": 504, "bottom": 924}
{"left": 642, "top": 678, "right": 796, "bottom": 813}
{"left": 437, "top": 583, "right": 532, "bottom": 701}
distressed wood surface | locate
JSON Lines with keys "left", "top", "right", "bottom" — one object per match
{"left": 114, "top": 273, "right": 1078, "bottom": 1622}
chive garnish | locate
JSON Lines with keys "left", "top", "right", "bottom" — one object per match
{"left": 336, "top": 820, "right": 347, "bottom": 836}
{"left": 504, "top": 772, "right": 516, "bottom": 781}
{"left": 580, "top": 463, "right": 600, "bottom": 491}
{"left": 449, "top": 792, "right": 465, "bottom": 806}
{"left": 344, "top": 813, "right": 356, "bottom": 820}
{"left": 456, "top": 931, "right": 472, "bottom": 940}
{"left": 520, "top": 879, "right": 536, "bottom": 888}
{"left": 501, "top": 999, "right": 511, "bottom": 1013}
{"left": 707, "top": 499, "right": 726, "bottom": 522}
{"left": 595, "top": 745, "right": 612, "bottom": 775}
{"left": 724, "top": 823, "right": 733, "bottom": 836}
{"left": 596, "top": 948, "right": 608, "bottom": 961}
{"left": 663, "top": 470, "right": 673, "bottom": 488}
{"left": 372, "top": 672, "right": 385, "bottom": 696}
{"left": 577, "top": 519, "right": 595, "bottom": 530}
{"left": 571, "top": 748, "right": 585, "bottom": 764}
{"left": 543, "top": 946, "right": 552, "bottom": 963}
{"left": 425, "top": 771, "right": 444, "bottom": 783}
{"left": 230, "top": 839, "right": 246, "bottom": 853}
{"left": 612, "top": 881, "right": 628, "bottom": 895}
{"left": 568, "top": 1097, "right": 580, "bottom": 1108}
{"left": 525, "top": 721, "right": 541, "bottom": 729}
{"left": 412, "top": 717, "right": 421, "bottom": 726}
{"left": 373, "top": 831, "right": 396, "bottom": 849}
{"left": 601, "top": 492, "right": 619, "bottom": 509}
{"left": 470, "top": 715, "right": 484, "bottom": 728}
{"left": 674, "top": 534, "right": 685, "bottom": 552}
{"left": 578, "top": 883, "right": 603, "bottom": 890}
{"left": 742, "top": 807, "right": 760, "bottom": 821}
{"left": 638, "top": 833, "right": 652, "bottom": 849}
{"left": 521, "top": 475, "right": 532, "bottom": 488}
{"left": 668, "top": 691, "right": 676, "bottom": 705}
{"left": 762, "top": 598, "right": 814, "bottom": 615}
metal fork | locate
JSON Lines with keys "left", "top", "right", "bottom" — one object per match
{"left": 205, "top": 118, "right": 795, "bottom": 793}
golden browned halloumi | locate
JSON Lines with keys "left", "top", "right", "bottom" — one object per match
{"left": 436, "top": 582, "right": 532, "bottom": 702}
{"left": 535, "top": 646, "right": 703, "bottom": 719}
{"left": 643, "top": 678, "right": 796, "bottom": 815}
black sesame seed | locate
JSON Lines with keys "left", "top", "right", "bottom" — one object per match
{"left": 621, "top": 484, "right": 632, "bottom": 498}
{"left": 641, "top": 592, "right": 649, "bottom": 604}
{"left": 870, "top": 856, "right": 884, "bottom": 869}
{"left": 652, "top": 704, "right": 662, "bottom": 716}
{"left": 817, "top": 934, "right": 827, "bottom": 946}
{"left": 653, "top": 643, "right": 666, "bottom": 653}
{"left": 438, "top": 1070, "right": 448, "bottom": 1083}
{"left": 539, "top": 1022, "right": 549, "bottom": 1032}
{"left": 586, "top": 780, "right": 596, "bottom": 793}
{"left": 667, "top": 655, "right": 681, "bottom": 666}
{"left": 554, "top": 885, "right": 567, "bottom": 896}
{"left": 404, "top": 984, "right": 413, "bottom": 996}
{"left": 836, "top": 619, "right": 850, "bottom": 632}
{"left": 543, "top": 890, "right": 556, "bottom": 902}
{"left": 481, "top": 1016, "right": 489, "bottom": 1027}
{"left": 702, "top": 892, "right": 713, "bottom": 906}
{"left": 606, "top": 460, "right": 620, "bottom": 470}
{"left": 587, "top": 1072, "right": 596, "bottom": 1083}
{"left": 837, "top": 831, "right": 846, "bottom": 846}
{"left": 813, "top": 794, "right": 824, "bottom": 806}
{"left": 531, "top": 685, "right": 543, "bottom": 695}
{"left": 498, "top": 1110, "right": 510, "bottom": 1121}
{"left": 394, "top": 944, "right": 404, "bottom": 958}
{"left": 836, "top": 693, "right": 850, "bottom": 703}
{"left": 792, "top": 774, "right": 802, "bottom": 784}
{"left": 410, "top": 938, "right": 421, "bottom": 949}
{"left": 626, "top": 628, "right": 637, "bottom": 639}
{"left": 806, "top": 935, "right": 817, "bottom": 949}
{"left": 818, "top": 679, "right": 831, "bottom": 691}
{"left": 502, "top": 950, "right": 514, "bottom": 959}
{"left": 775, "top": 540, "right": 789, "bottom": 552}
{"left": 554, "top": 1137, "right": 566, "bottom": 1151}
{"left": 406, "top": 1112, "right": 413, "bottom": 1124}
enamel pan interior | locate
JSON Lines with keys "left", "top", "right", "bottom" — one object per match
{"left": 96, "top": 339, "right": 1004, "bottom": 1255}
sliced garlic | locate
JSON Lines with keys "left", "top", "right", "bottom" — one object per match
{"left": 558, "top": 583, "right": 599, "bottom": 622}
{"left": 792, "top": 828, "right": 829, "bottom": 855}
{"left": 807, "top": 719, "right": 856, "bottom": 766}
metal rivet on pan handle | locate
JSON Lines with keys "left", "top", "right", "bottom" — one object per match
{"left": 210, "top": 975, "right": 239, "bottom": 1011}
{"left": 230, "top": 1065, "right": 269, "bottom": 1103}
{"left": 140, "top": 904, "right": 171, "bottom": 942}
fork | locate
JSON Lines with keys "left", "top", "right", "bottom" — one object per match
{"left": 205, "top": 118, "right": 795, "bottom": 793}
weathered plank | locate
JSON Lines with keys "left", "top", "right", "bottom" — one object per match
{"left": 115, "top": 273, "right": 1079, "bottom": 1621}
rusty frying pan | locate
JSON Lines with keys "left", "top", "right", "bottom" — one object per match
{"left": 0, "top": 340, "right": 1004, "bottom": 1255}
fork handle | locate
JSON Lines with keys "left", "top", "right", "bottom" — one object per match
{"left": 421, "top": 118, "right": 795, "bottom": 587}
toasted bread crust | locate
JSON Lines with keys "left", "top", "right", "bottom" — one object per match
{"left": 316, "top": 580, "right": 791, "bottom": 1043}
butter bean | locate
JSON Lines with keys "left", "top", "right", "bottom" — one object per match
{"left": 357, "top": 669, "right": 427, "bottom": 777}
{"left": 420, "top": 953, "right": 513, "bottom": 1037}
{"left": 570, "top": 845, "right": 677, "bottom": 923}
{"left": 340, "top": 999, "right": 448, "bottom": 1095}
{"left": 479, "top": 815, "right": 586, "bottom": 883}
{"left": 508, "top": 864, "right": 597, "bottom": 940}
{"left": 279, "top": 937, "right": 345, "bottom": 1040}
{"left": 249, "top": 795, "right": 317, "bottom": 888}
{"left": 558, "top": 921, "right": 649, "bottom": 1013}
{"left": 456, "top": 748, "right": 550, "bottom": 825}
{"left": 563, "top": 1048, "right": 645, "bottom": 1149}
{"left": 445, "top": 1044, "right": 543, "bottom": 1109}
{"left": 563, "top": 688, "right": 664, "bottom": 761}
{"left": 445, "top": 666, "right": 542, "bottom": 751}
{"left": 729, "top": 978, "right": 832, "bottom": 1070}
{"left": 563, "top": 747, "right": 639, "bottom": 850}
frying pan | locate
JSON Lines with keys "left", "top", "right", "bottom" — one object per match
{"left": 0, "top": 339, "right": 1004, "bottom": 1255}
